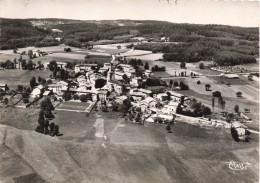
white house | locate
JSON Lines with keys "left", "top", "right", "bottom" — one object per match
{"left": 115, "top": 95, "right": 128, "bottom": 105}
{"left": 138, "top": 88, "right": 152, "bottom": 97}
{"left": 161, "top": 101, "right": 179, "bottom": 115}
{"left": 55, "top": 37, "right": 61, "bottom": 42}
{"left": 231, "top": 122, "right": 249, "bottom": 141}
{"left": 167, "top": 91, "right": 183, "bottom": 102}
{"left": 144, "top": 70, "right": 152, "bottom": 77}
{"left": 75, "top": 64, "right": 98, "bottom": 73}
{"left": 0, "top": 83, "right": 8, "bottom": 92}
{"left": 130, "top": 92, "right": 145, "bottom": 103}
{"left": 30, "top": 85, "right": 44, "bottom": 98}
{"left": 107, "top": 81, "right": 124, "bottom": 95}
{"left": 140, "top": 97, "right": 156, "bottom": 112}
{"left": 130, "top": 77, "right": 142, "bottom": 87}
{"left": 48, "top": 81, "right": 68, "bottom": 94}
{"left": 155, "top": 93, "right": 169, "bottom": 101}
{"left": 114, "top": 71, "right": 125, "bottom": 80}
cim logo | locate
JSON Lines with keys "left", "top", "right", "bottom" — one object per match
{"left": 226, "top": 160, "right": 251, "bottom": 171}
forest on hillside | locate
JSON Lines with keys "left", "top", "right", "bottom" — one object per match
{"left": 0, "top": 18, "right": 258, "bottom": 66}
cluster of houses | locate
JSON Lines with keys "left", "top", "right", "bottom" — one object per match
{"left": 26, "top": 54, "right": 187, "bottom": 122}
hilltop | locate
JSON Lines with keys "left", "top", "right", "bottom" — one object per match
{"left": 0, "top": 18, "right": 258, "bottom": 66}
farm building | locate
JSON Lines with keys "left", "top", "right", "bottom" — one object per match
{"left": 48, "top": 81, "right": 68, "bottom": 95}
{"left": 140, "top": 97, "right": 156, "bottom": 112}
{"left": 30, "top": 85, "right": 44, "bottom": 98}
{"left": 75, "top": 64, "right": 98, "bottom": 73}
{"left": 231, "top": 122, "right": 249, "bottom": 141}
{"left": 221, "top": 73, "right": 239, "bottom": 79}
{"left": 115, "top": 96, "right": 128, "bottom": 105}
{"left": 161, "top": 101, "right": 179, "bottom": 115}
{"left": 0, "top": 83, "right": 8, "bottom": 92}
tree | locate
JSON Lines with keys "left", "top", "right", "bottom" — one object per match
{"left": 212, "top": 97, "right": 215, "bottom": 111}
{"left": 38, "top": 116, "right": 45, "bottom": 127}
{"left": 199, "top": 62, "right": 204, "bottom": 69}
{"left": 28, "top": 50, "right": 33, "bottom": 59}
{"left": 180, "top": 62, "right": 186, "bottom": 69}
{"left": 180, "top": 81, "right": 189, "bottom": 90}
{"left": 35, "top": 125, "right": 44, "bottom": 133}
{"left": 27, "top": 60, "right": 34, "bottom": 70}
{"left": 64, "top": 48, "right": 71, "bottom": 52}
{"left": 54, "top": 125, "right": 59, "bottom": 136}
{"left": 21, "top": 59, "right": 27, "bottom": 69}
{"left": 169, "top": 80, "right": 173, "bottom": 87}
{"left": 79, "top": 95, "right": 88, "bottom": 102}
{"left": 44, "top": 120, "right": 49, "bottom": 134}
{"left": 117, "top": 45, "right": 121, "bottom": 49}
{"left": 166, "top": 124, "right": 172, "bottom": 132}
{"left": 48, "top": 60, "right": 57, "bottom": 71}
{"left": 144, "top": 62, "right": 149, "bottom": 70}
{"left": 197, "top": 80, "right": 201, "bottom": 85}
{"left": 62, "top": 91, "right": 72, "bottom": 101}
{"left": 95, "top": 79, "right": 106, "bottom": 88}
{"left": 41, "top": 98, "right": 54, "bottom": 111}
{"left": 122, "top": 74, "right": 129, "bottom": 84}
{"left": 30, "top": 77, "right": 37, "bottom": 89}
{"left": 248, "top": 74, "right": 253, "bottom": 81}
{"left": 212, "top": 91, "right": 222, "bottom": 98}
{"left": 17, "top": 85, "right": 24, "bottom": 92}
{"left": 205, "top": 84, "right": 211, "bottom": 91}
{"left": 3, "top": 98, "right": 8, "bottom": 105}
{"left": 38, "top": 77, "right": 42, "bottom": 83}
{"left": 202, "top": 106, "right": 211, "bottom": 115}
{"left": 73, "top": 94, "right": 80, "bottom": 100}
{"left": 236, "top": 91, "right": 242, "bottom": 97}
{"left": 234, "top": 105, "right": 239, "bottom": 113}
{"left": 180, "top": 96, "right": 185, "bottom": 105}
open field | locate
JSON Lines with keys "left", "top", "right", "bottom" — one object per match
{"left": 56, "top": 101, "right": 91, "bottom": 112}
{"left": 0, "top": 69, "right": 52, "bottom": 90}
{"left": 0, "top": 109, "right": 258, "bottom": 183}
{"left": 153, "top": 71, "right": 173, "bottom": 78}
{"left": 46, "top": 52, "right": 86, "bottom": 60}
{"left": 0, "top": 53, "right": 26, "bottom": 63}
{"left": 0, "top": 44, "right": 83, "bottom": 54}
{"left": 128, "top": 53, "right": 163, "bottom": 61}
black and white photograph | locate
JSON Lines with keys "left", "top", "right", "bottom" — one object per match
{"left": 0, "top": 0, "right": 259, "bottom": 182}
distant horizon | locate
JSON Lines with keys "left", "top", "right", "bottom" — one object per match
{"left": 0, "top": 17, "right": 258, "bottom": 29}
{"left": 0, "top": 0, "right": 259, "bottom": 28}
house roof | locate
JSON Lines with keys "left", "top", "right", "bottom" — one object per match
{"left": 232, "top": 122, "right": 248, "bottom": 129}
{"left": 157, "top": 93, "right": 168, "bottom": 97}
{"left": 36, "top": 85, "right": 44, "bottom": 89}
{"left": 0, "top": 83, "right": 6, "bottom": 87}
{"left": 224, "top": 74, "right": 239, "bottom": 78}
{"left": 31, "top": 88, "right": 41, "bottom": 96}
{"left": 138, "top": 88, "right": 152, "bottom": 94}
{"left": 115, "top": 72, "right": 125, "bottom": 76}
{"left": 168, "top": 101, "right": 179, "bottom": 106}
{"left": 130, "top": 92, "right": 145, "bottom": 97}
{"left": 57, "top": 81, "right": 68, "bottom": 86}
{"left": 142, "top": 97, "right": 156, "bottom": 105}
{"left": 116, "top": 95, "right": 128, "bottom": 101}
{"left": 43, "top": 91, "right": 51, "bottom": 96}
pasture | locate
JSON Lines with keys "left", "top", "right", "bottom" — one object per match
{"left": 0, "top": 106, "right": 258, "bottom": 183}
{"left": 0, "top": 69, "right": 52, "bottom": 90}
{"left": 56, "top": 101, "right": 92, "bottom": 112}
{"left": 46, "top": 52, "right": 86, "bottom": 60}
{"left": 0, "top": 44, "right": 83, "bottom": 54}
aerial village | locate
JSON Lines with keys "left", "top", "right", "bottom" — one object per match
{"left": 0, "top": 49, "right": 254, "bottom": 142}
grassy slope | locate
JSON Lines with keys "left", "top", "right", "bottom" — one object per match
{"left": 0, "top": 110, "right": 258, "bottom": 183}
